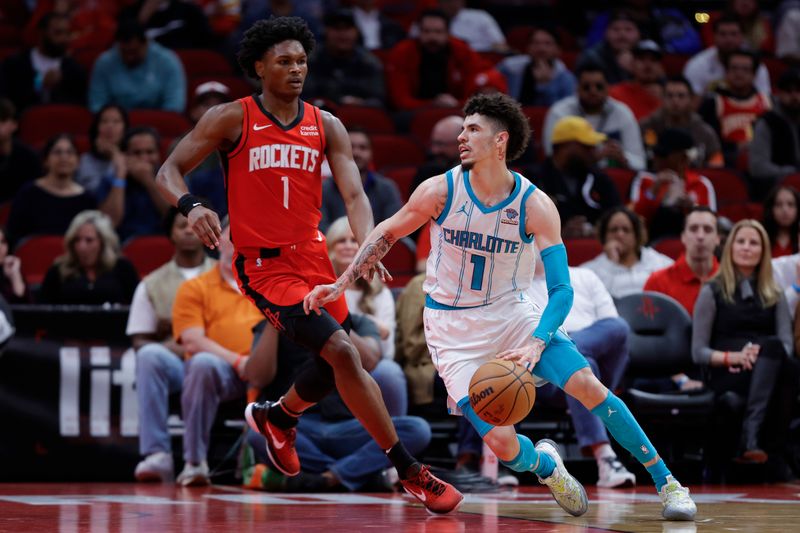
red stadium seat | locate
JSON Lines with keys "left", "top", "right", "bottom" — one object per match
{"left": 653, "top": 237, "right": 684, "bottom": 260}
{"left": 0, "top": 46, "right": 20, "bottom": 62}
{"left": 382, "top": 237, "right": 416, "bottom": 288}
{"left": 781, "top": 173, "right": 800, "bottom": 192}
{"left": 0, "top": 202, "right": 10, "bottom": 227}
{"left": 410, "top": 108, "right": 464, "bottom": 145}
{"left": 382, "top": 166, "right": 417, "bottom": 201}
{"left": 337, "top": 106, "right": 395, "bottom": 134}
{"left": 605, "top": 168, "right": 637, "bottom": 201}
{"left": 718, "top": 202, "right": 763, "bottom": 222}
{"left": 506, "top": 25, "right": 534, "bottom": 53}
{"left": 129, "top": 110, "right": 192, "bottom": 139}
{"left": 371, "top": 134, "right": 424, "bottom": 170}
{"left": 122, "top": 235, "right": 175, "bottom": 277}
{"left": 696, "top": 168, "right": 749, "bottom": 206}
{"left": 522, "top": 106, "right": 548, "bottom": 149}
{"left": 14, "top": 235, "right": 64, "bottom": 286}
{"left": 564, "top": 238, "right": 602, "bottom": 266}
{"left": 19, "top": 104, "right": 92, "bottom": 149}
{"left": 662, "top": 54, "right": 690, "bottom": 77}
{"left": 176, "top": 49, "right": 233, "bottom": 78}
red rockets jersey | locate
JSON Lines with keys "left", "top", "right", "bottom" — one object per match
{"left": 224, "top": 96, "right": 326, "bottom": 248}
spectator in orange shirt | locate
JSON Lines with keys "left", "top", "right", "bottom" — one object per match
{"left": 631, "top": 128, "right": 717, "bottom": 241}
{"left": 644, "top": 206, "right": 721, "bottom": 316}
{"left": 609, "top": 40, "right": 664, "bottom": 121}
{"left": 385, "top": 9, "right": 503, "bottom": 111}
{"left": 168, "top": 220, "right": 264, "bottom": 486}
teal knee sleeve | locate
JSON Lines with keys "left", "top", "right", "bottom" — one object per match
{"left": 500, "top": 434, "right": 555, "bottom": 478}
{"left": 459, "top": 397, "right": 494, "bottom": 437}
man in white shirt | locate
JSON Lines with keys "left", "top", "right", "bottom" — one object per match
{"left": 437, "top": 0, "right": 508, "bottom": 52}
{"left": 683, "top": 13, "right": 771, "bottom": 98}
{"left": 772, "top": 245, "right": 800, "bottom": 318}
{"left": 129, "top": 208, "right": 215, "bottom": 483}
{"left": 529, "top": 252, "right": 636, "bottom": 488}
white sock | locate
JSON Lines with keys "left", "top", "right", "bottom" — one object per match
{"left": 593, "top": 443, "right": 615, "bottom": 463}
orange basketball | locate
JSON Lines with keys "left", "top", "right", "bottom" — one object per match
{"left": 468, "top": 360, "right": 536, "bottom": 426}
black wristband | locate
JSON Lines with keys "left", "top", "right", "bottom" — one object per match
{"left": 177, "top": 193, "right": 205, "bottom": 217}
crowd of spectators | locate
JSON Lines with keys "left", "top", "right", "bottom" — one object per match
{"left": 1, "top": 0, "right": 800, "bottom": 488}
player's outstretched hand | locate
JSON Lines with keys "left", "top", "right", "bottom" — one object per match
{"left": 368, "top": 261, "right": 393, "bottom": 283}
{"left": 496, "top": 338, "right": 546, "bottom": 372}
{"left": 188, "top": 206, "right": 221, "bottom": 249}
{"left": 304, "top": 283, "right": 338, "bottom": 315}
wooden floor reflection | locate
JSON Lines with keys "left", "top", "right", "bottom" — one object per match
{"left": 0, "top": 483, "right": 798, "bottom": 532}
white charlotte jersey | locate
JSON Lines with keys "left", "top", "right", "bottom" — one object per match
{"left": 424, "top": 166, "right": 537, "bottom": 308}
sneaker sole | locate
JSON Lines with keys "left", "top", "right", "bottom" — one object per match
{"left": 597, "top": 476, "right": 636, "bottom": 489}
{"left": 536, "top": 438, "right": 589, "bottom": 517}
{"left": 662, "top": 507, "right": 697, "bottom": 521}
{"left": 135, "top": 471, "right": 171, "bottom": 483}
{"left": 178, "top": 475, "right": 211, "bottom": 487}
{"left": 421, "top": 492, "right": 465, "bottom": 516}
{"left": 244, "top": 403, "right": 299, "bottom": 477}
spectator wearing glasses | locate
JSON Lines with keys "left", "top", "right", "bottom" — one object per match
{"left": 544, "top": 61, "right": 645, "bottom": 170}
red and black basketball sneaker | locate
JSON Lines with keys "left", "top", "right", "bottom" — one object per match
{"left": 244, "top": 401, "right": 300, "bottom": 476}
{"left": 400, "top": 463, "right": 464, "bottom": 514}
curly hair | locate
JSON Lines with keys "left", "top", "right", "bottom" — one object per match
{"left": 463, "top": 93, "right": 531, "bottom": 162}
{"left": 237, "top": 17, "right": 316, "bottom": 80}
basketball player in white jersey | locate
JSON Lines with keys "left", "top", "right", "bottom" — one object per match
{"left": 304, "top": 93, "right": 697, "bottom": 521}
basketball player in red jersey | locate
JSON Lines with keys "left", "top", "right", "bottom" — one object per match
{"left": 155, "top": 17, "right": 462, "bottom": 513}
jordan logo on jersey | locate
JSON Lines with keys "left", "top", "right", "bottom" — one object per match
{"left": 248, "top": 144, "right": 320, "bottom": 172}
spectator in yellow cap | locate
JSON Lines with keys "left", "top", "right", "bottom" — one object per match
{"left": 532, "top": 116, "right": 623, "bottom": 238}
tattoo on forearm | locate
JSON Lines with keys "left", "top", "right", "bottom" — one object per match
{"left": 336, "top": 233, "right": 396, "bottom": 289}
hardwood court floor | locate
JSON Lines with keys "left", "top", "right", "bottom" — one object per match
{"left": 0, "top": 482, "right": 798, "bottom": 532}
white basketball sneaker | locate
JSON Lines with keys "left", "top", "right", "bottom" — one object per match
{"left": 535, "top": 439, "right": 589, "bottom": 516}
{"left": 597, "top": 456, "right": 636, "bottom": 488}
{"left": 134, "top": 451, "right": 174, "bottom": 482}
{"left": 659, "top": 475, "right": 697, "bottom": 521}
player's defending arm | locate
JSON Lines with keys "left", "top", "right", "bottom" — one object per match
{"left": 156, "top": 102, "right": 242, "bottom": 249}
{"left": 498, "top": 188, "right": 574, "bottom": 370}
{"left": 304, "top": 175, "right": 448, "bottom": 314}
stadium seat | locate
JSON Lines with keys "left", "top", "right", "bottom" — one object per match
{"left": 696, "top": 168, "right": 749, "bottom": 206}
{"left": 564, "top": 238, "right": 602, "bottom": 266}
{"left": 652, "top": 237, "right": 684, "bottom": 260}
{"left": 371, "top": 134, "right": 425, "bottom": 170}
{"left": 382, "top": 166, "right": 417, "bottom": 201}
{"left": 718, "top": 202, "right": 763, "bottom": 222}
{"left": 14, "top": 235, "right": 64, "bottom": 286}
{"left": 605, "top": 168, "right": 636, "bottom": 201}
{"left": 781, "top": 172, "right": 800, "bottom": 192}
{"left": 73, "top": 47, "right": 104, "bottom": 73}
{"left": 521, "top": 105, "right": 547, "bottom": 140}
{"left": 188, "top": 75, "right": 256, "bottom": 103}
{"left": 129, "top": 110, "right": 192, "bottom": 139}
{"left": 615, "top": 291, "right": 714, "bottom": 457}
{"left": 382, "top": 237, "right": 416, "bottom": 288}
{"left": 336, "top": 106, "right": 395, "bottom": 134}
{"left": 122, "top": 235, "right": 174, "bottom": 277}
{"left": 176, "top": 49, "right": 233, "bottom": 78}
{"left": 0, "top": 202, "right": 10, "bottom": 227}
{"left": 506, "top": 25, "right": 534, "bottom": 52}
{"left": 0, "top": 46, "right": 19, "bottom": 62}
{"left": 662, "top": 54, "right": 690, "bottom": 77}
{"left": 19, "top": 104, "right": 93, "bottom": 148}
{"left": 410, "top": 108, "right": 464, "bottom": 145}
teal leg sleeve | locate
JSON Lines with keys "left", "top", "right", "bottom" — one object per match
{"left": 499, "top": 434, "right": 555, "bottom": 478}
{"left": 591, "top": 391, "right": 671, "bottom": 490}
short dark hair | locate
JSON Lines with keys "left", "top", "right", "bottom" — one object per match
{"left": 163, "top": 207, "right": 181, "bottom": 237}
{"left": 347, "top": 126, "right": 371, "bottom": 145}
{"left": 575, "top": 60, "right": 607, "bottom": 81}
{"left": 38, "top": 11, "right": 68, "bottom": 31}
{"left": 664, "top": 75, "right": 694, "bottom": 95}
{"left": 122, "top": 126, "right": 160, "bottom": 152}
{"left": 463, "top": 93, "right": 531, "bottom": 162}
{"left": 682, "top": 205, "right": 718, "bottom": 232}
{"left": 0, "top": 98, "right": 15, "bottom": 121}
{"left": 713, "top": 12, "right": 743, "bottom": 33}
{"left": 418, "top": 8, "right": 449, "bottom": 26}
{"left": 530, "top": 26, "right": 560, "bottom": 46}
{"left": 237, "top": 17, "right": 315, "bottom": 80}
{"left": 597, "top": 207, "right": 644, "bottom": 253}
{"left": 723, "top": 48, "right": 759, "bottom": 72}
{"left": 115, "top": 17, "right": 146, "bottom": 42}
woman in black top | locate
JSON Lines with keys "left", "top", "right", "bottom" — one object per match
{"left": 0, "top": 227, "right": 27, "bottom": 302}
{"left": 692, "top": 219, "right": 798, "bottom": 469}
{"left": 38, "top": 210, "right": 138, "bottom": 305}
{"left": 6, "top": 134, "right": 96, "bottom": 249}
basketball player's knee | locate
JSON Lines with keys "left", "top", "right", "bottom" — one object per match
{"left": 321, "top": 332, "right": 361, "bottom": 372}
{"left": 566, "top": 367, "right": 607, "bottom": 408}
{"left": 483, "top": 427, "right": 517, "bottom": 459}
